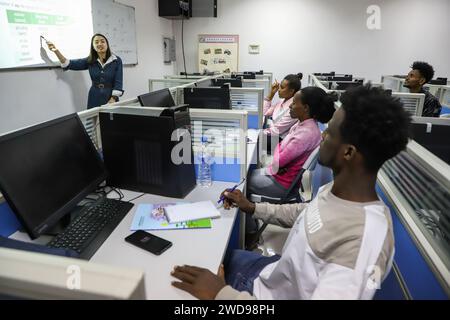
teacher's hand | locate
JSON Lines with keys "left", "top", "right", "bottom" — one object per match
{"left": 108, "top": 97, "right": 116, "bottom": 104}
{"left": 46, "top": 41, "right": 58, "bottom": 52}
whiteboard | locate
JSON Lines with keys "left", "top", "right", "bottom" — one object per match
{"left": 92, "top": 0, "right": 138, "bottom": 65}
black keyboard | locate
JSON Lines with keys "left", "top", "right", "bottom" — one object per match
{"left": 47, "top": 198, "right": 134, "bottom": 260}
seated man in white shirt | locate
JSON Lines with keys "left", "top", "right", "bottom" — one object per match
{"left": 170, "top": 84, "right": 411, "bottom": 300}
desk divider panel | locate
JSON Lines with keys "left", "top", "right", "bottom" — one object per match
{"left": 312, "top": 75, "right": 425, "bottom": 117}
{"left": 101, "top": 106, "right": 248, "bottom": 184}
{"left": 439, "top": 86, "right": 450, "bottom": 108}
{"left": 148, "top": 78, "right": 198, "bottom": 92}
{"left": 189, "top": 109, "right": 248, "bottom": 183}
{"left": 242, "top": 79, "right": 270, "bottom": 98}
{"left": 381, "top": 76, "right": 403, "bottom": 92}
{"left": 391, "top": 92, "right": 425, "bottom": 116}
{"left": 0, "top": 201, "right": 21, "bottom": 237}
{"left": 230, "top": 87, "right": 264, "bottom": 129}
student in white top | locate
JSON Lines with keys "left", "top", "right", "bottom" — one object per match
{"left": 263, "top": 73, "right": 303, "bottom": 138}
{"left": 170, "top": 84, "right": 411, "bottom": 300}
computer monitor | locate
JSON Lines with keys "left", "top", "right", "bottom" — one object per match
{"left": 138, "top": 88, "right": 176, "bottom": 108}
{"left": 100, "top": 105, "right": 196, "bottom": 198}
{"left": 335, "top": 81, "right": 363, "bottom": 90}
{"left": 211, "top": 78, "right": 243, "bottom": 87}
{"left": 232, "top": 72, "right": 255, "bottom": 79}
{"left": 244, "top": 70, "right": 264, "bottom": 75}
{"left": 184, "top": 87, "right": 232, "bottom": 109}
{"left": 0, "top": 247, "right": 146, "bottom": 299}
{"left": 327, "top": 75, "right": 353, "bottom": 81}
{"left": 314, "top": 72, "right": 335, "bottom": 76}
{"left": 0, "top": 114, "right": 107, "bottom": 239}
{"left": 429, "top": 78, "right": 447, "bottom": 85}
{"left": 410, "top": 117, "right": 450, "bottom": 164}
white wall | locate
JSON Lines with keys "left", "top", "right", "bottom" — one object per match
{"left": 173, "top": 0, "right": 450, "bottom": 85}
{"left": 0, "top": 0, "right": 175, "bottom": 134}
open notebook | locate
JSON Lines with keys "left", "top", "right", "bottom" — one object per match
{"left": 164, "top": 201, "right": 221, "bottom": 224}
{"left": 130, "top": 203, "right": 211, "bottom": 231}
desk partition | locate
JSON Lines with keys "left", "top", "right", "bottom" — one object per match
{"left": 381, "top": 76, "right": 404, "bottom": 92}
{"left": 391, "top": 92, "right": 425, "bottom": 116}
{"left": 230, "top": 87, "right": 264, "bottom": 129}
{"left": 175, "top": 85, "right": 262, "bottom": 129}
{"left": 189, "top": 109, "right": 248, "bottom": 183}
{"left": 242, "top": 78, "right": 270, "bottom": 98}
{"left": 377, "top": 140, "right": 450, "bottom": 299}
{"left": 92, "top": 106, "right": 248, "bottom": 184}
{"left": 438, "top": 86, "right": 450, "bottom": 115}
{"left": 381, "top": 75, "right": 449, "bottom": 99}
{"left": 148, "top": 78, "right": 197, "bottom": 92}
{"left": 255, "top": 72, "right": 273, "bottom": 88}
{"left": 311, "top": 75, "right": 424, "bottom": 116}
{"left": 309, "top": 74, "right": 347, "bottom": 109}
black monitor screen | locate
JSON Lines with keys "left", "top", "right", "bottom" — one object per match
{"left": 183, "top": 87, "right": 232, "bottom": 109}
{"left": 336, "top": 81, "right": 363, "bottom": 90}
{"left": 0, "top": 114, "right": 107, "bottom": 239}
{"left": 411, "top": 123, "right": 450, "bottom": 164}
{"left": 328, "top": 75, "right": 353, "bottom": 81}
{"left": 232, "top": 73, "right": 255, "bottom": 79}
{"left": 211, "top": 78, "right": 242, "bottom": 87}
{"left": 429, "top": 78, "right": 447, "bottom": 85}
{"left": 244, "top": 70, "right": 263, "bottom": 75}
{"left": 138, "top": 89, "right": 176, "bottom": 107}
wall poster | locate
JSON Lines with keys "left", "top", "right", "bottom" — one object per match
{"left": 198, "top": 34, "right": 239, "bottom": 74}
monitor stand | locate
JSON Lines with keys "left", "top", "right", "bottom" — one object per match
{"left": 43, "top": 205, "right": 86, "bottom": 236}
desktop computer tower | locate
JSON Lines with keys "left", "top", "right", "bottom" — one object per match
{"left": 99, "top": 105, "right": 196, "bottom": 198}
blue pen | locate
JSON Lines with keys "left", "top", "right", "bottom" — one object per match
{"left": 217, "top": 178, "right": 246, "bottom": 204}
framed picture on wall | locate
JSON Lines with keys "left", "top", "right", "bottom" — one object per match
{"left": 198, "top": 34, "right": 239, "bottom": 74}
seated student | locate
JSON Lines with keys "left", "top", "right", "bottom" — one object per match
{"left": 170, "top": 85, "right": 411, "bottom": 300}
{"left": 403, "top": 61, "right": 442, "bottom": 117}
{"left": 263, "top": 73, "right": 303, "bottom": 139}
{"left": 247, "top": 87, "right": 336, "bottom": 200}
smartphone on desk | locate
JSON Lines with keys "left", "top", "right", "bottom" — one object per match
{"left": 125, "top": 230, "right": 172, "bottom": 255}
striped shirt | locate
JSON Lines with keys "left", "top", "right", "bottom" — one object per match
{"left": 421, "top": 88, "right": 442, "bottom": 117}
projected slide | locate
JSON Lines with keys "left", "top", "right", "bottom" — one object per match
{"left": 0, "top": 0, "right": 93, "bottom": 69}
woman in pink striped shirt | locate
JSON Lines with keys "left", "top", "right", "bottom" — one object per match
{"left": 248, "top": 87, "right": 337, "bottom": 201}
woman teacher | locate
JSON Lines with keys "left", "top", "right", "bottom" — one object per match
{"left": 47, "top": 33, "right": 124, "bottom": 109}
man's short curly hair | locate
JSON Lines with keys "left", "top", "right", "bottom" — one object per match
{"left": 340, "top": 84, "right": 411, "bottom": 172}
{"left": 412, "top": 61, "right": 435, "bottom": 83}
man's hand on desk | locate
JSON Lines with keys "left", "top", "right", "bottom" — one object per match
{"left": 171, "top": 264, "right": 226, "bottom": 300}
{"left": 221, "top": 189, "right": 256, "bottom": 214}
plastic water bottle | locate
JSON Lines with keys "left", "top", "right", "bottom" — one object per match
{"left": 197, "top": 136, "right": 212, "bottom": 187}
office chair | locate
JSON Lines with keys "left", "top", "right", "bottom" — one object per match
{"left": 246, "top": 146, "right": 320, "bottom": 250}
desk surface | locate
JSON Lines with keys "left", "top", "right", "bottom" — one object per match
{"left": 93, "top": 130, "right": 259, "bottom": 299}
{"left": 10, "top": 129, "right": 260, "bottom": 300}
{"left": 91, "top": 182, "right": 240, "bottom": 300}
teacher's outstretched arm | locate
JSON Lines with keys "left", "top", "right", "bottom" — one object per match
{"left": 46, "top": 41, "right": 67, "bottom": 64}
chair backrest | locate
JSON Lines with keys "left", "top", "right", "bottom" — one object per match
{"left": 281, "top": 145, "right": 321, "bottom": 202}
{"left": 302, "top": 145, "right": 320, "bottom": 171}
{"left": 247, "top": 145, "right": 321, "bottom": 250}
